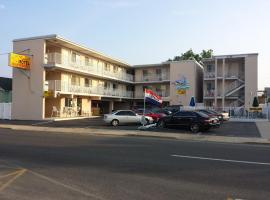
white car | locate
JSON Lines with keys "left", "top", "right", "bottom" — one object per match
{"left": 104, "top": 110, "right": 154, "bottom": 126}
{"left": 221, "top": 111, "right": 230, "bottom": 121}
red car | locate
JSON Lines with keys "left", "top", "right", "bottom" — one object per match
{"left": 135, "top": 109, "right": 167, "bottom": 122}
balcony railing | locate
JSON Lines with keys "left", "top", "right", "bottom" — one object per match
{"left": 135, "top": 90, "right": 170, "bottom": 98}
{"left": 204, "top": 90, "right": 215, "bottom": 97}
{"left": 44, "top": 52, "right": 134, "bottom": 82}
{"left": 204, "top": 72, "right": 215, "bottom": 79}
{"left": 47, "top": 80, "right": 134, "bottom": 98}
{"left": 137, "top": 74, "right": 170, "bottom": 82}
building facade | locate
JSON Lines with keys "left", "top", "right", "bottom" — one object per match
{"left": 12, "top": 35, "right": 134, "bottom": 120}
{"left": 11, "top": 35, "right": 258, "bottom": 120}
{"left": 203, "top": 54, "right": 258, "bottom": 110}
{"left": 133, "top": 61, "right": 203, "bottom": 107}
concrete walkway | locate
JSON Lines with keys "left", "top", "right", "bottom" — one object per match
{"left": 0, "top": 124, "right": 270, "bottom": 145}
{"left": 256, "top": 121, "right": 270, "bottom": 139}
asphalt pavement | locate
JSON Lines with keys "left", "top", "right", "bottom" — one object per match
{"left": 0, "top": 128, "right": 269, "bottom": 200}
{"left": 0, "top": 118, "right": 261, "bottom": 138}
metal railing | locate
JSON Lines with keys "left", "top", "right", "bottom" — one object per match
{"left": 225, "top": 74, "right": 244, "bottom": 80}
{"left": 204, "top": 90, "right": 215, "bottom": 97}
{"left": 204, "top": 72, "right": 215, "bottom": 78}
{"left": 47, "top": 80, "right": 134, "bottom": 98}
{"left": 44, "top": 52, "right": 134, "bottom": 82}
{"left": 225, "top": 80, "right": 244, "bottom": 95}
{"left": 134, "top": 90, "right": 169, "bottom": 98}
{"left": 138, "top": 74, "right": 170, "bottom": 82}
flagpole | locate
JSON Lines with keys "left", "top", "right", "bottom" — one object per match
{"left": 143, "top": 89, "right": 146, "bottom": 116}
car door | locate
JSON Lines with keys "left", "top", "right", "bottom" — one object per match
{"left": 115, "top": 111, "right": 128, "bottom": 124}
{"left": 126, "top": 111, "right": 139, "bottom": 123}
{"left": 185, "top": 112, "right": 197, "bottom": 125}
{"left": 170, "top": 111, "right": 185, "bottom": 125}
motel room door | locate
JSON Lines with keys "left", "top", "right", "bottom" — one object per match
{"left": 77, "top": 98, "right": 82, "bottom": 115}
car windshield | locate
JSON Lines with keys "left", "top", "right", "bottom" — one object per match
{"left": 197, "top": 111, "right": 210, "bottom": 118}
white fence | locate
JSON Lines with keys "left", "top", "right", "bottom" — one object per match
{"left": 0, "top": 103, "right": 11, "bottom": 120}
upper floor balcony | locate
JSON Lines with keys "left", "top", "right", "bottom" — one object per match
{"left": 134, "top": 90, "right": 170, "bottom": 100}
{"left": 135, "top": 74, "right": 170, "bottom": 83}
{"left": 204, "top": 72, "right": 215, "bottom": 79}
{"left": 204, "top": 90, "right": 215, "bottom": 98}
{"left": 47, "top": 80, "right": 134, "bottom": 99}
{"left": 44, "top": 52, "right": 134, "bottom": 83}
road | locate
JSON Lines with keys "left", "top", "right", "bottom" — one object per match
{"left": 0, "top": 128, "right": 269, "bottom": 200}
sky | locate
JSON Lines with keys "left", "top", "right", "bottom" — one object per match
{"left": 0, "top": 0, "right": 269, "bottom": 89}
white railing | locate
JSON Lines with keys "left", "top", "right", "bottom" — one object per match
{"left": 225, "top": 80, "right": 244, "bottom": 95}
{"left": 204, "top": 72, "right": 215, "bottom": 78}
{"left": 44, "top": 52, "right": 134, "bottom": 82}
{"left": 204, "top": 90, "right": 215, "bottom": 97}
{"left": 135, "top": 90, "right": 169, "bottom": 98}
{"left": 139, "top": 74, "right": 170, "bottom": 82}
{"left": 48, "top": 80, "right": 133, "bottom": 98}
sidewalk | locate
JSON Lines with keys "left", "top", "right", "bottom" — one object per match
{"left": 256, "top": 121, "right": 270, "bottom": 139}
{"left": 0, "top": 123, "right": 270, "bottom": 145}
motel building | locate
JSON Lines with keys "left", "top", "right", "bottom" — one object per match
{"left": 10, "top": 35, "right": 257, "bottom": 121}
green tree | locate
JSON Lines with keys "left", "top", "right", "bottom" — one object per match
{"left": 168, "top": 49, "right": 213, "bottom": 62}
{"left": 200, "top": 49, "right": 213, "bottom": 60}
{"left": 252, "top": 96, "right": 259, "bottom": 107}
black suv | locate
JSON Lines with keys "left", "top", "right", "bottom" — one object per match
{"left": 157, "top": 110, "right": 219, "bottom": 133}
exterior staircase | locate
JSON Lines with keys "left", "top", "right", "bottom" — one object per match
{"left": 225, "top": 79, "right": 245, "bottom": 97}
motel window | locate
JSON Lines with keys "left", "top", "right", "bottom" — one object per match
{"left": 104, "top": 82, "right": 110, "bottom": 89}
{"left": 143, "top": 70, "right": 148, "bottom": 76}
{"left": 71, "top": 52, "right": 77, "bottom": 63}
{"left": 156, "top": 68, "right": 161, "bottom": 75}
{"left": 71, "top": 75, "right": 80, "bottom": 86}
{"left": 85, "top": 78, "right": 92, "bottom": 87}
{"left": 206, "top": 83, "right": 213, "bottom": 90}
{"left": 65, "top": 98, "right": 73, "bottom": 107}
{"left": 105, "top": 63, "right": 110, "bottom": 71}
{"left": 207, "top": 64, "right": 214, "bottom": 72}
{"left": 85, "top": 57, "right": 90, "bottom": 66}
{"left": 113, "top": 83, "right": 118, "bottom": 90}
{"left": 113, "top": 65, "right": 118, "bottom": 73}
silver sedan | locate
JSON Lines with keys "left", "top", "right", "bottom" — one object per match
{"left": 104, "top": 110, "right": 154, "bottom": 126}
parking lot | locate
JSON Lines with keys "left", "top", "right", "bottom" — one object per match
{"left": 0, "top": 117, "right": 260, "bottom": 138}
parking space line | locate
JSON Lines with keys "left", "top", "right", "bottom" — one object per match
{"left": 171, "top": 154, "right": 270, "bottom": 166}
{"left": 28, "top": 170, "right": 106, "bottom": 200}
{"left": 0, "top": 158, "right": 106, "bottom": 200}
{"left": 0, "top": 170, "right": 24, "bottom": 179}
{"left": 0, "top": 169, "right": 27, "bottom": 192}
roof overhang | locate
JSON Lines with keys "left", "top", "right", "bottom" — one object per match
{"left": 13, "top": 34, "right": 131, "bottom": 68}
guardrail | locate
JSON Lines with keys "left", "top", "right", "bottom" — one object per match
{"left": 47, "top": 80, "right": 134, "bottom": 98}
{"left": 45, "top": 52, "right": 134, "bottom": 82}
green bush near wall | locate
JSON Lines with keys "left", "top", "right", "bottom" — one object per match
{"left": 0, "top": 91, "right": 12, "bottom": 103}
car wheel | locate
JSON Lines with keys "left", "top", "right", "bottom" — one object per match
{"left": 111, "top": 119, "right": 119, "bottom": 126}
{"left": 145, "top": 118, "right": 149, "bottom": 125}
{"left": 157, "top": 120, "right": 166, "bottom": 128}
{"left": 190, "top": 123, "right": 200, "bottom": 133}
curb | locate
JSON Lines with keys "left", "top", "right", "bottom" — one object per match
{"left": 1, "top": 124, "right": 270, "bottom": 145}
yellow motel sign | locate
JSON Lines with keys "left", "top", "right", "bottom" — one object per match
{"left": 249, "top": 107, "right": 262, "bottom": 112}
{"left": 9, "top": 53, "right": 31, "bottom": 70}
{"left": 177, "top": 89, "right": 186, "bottom": 95}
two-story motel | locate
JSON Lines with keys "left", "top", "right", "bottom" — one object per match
{"left": 11, "top": 35, "right": 257, "bottom": 120}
